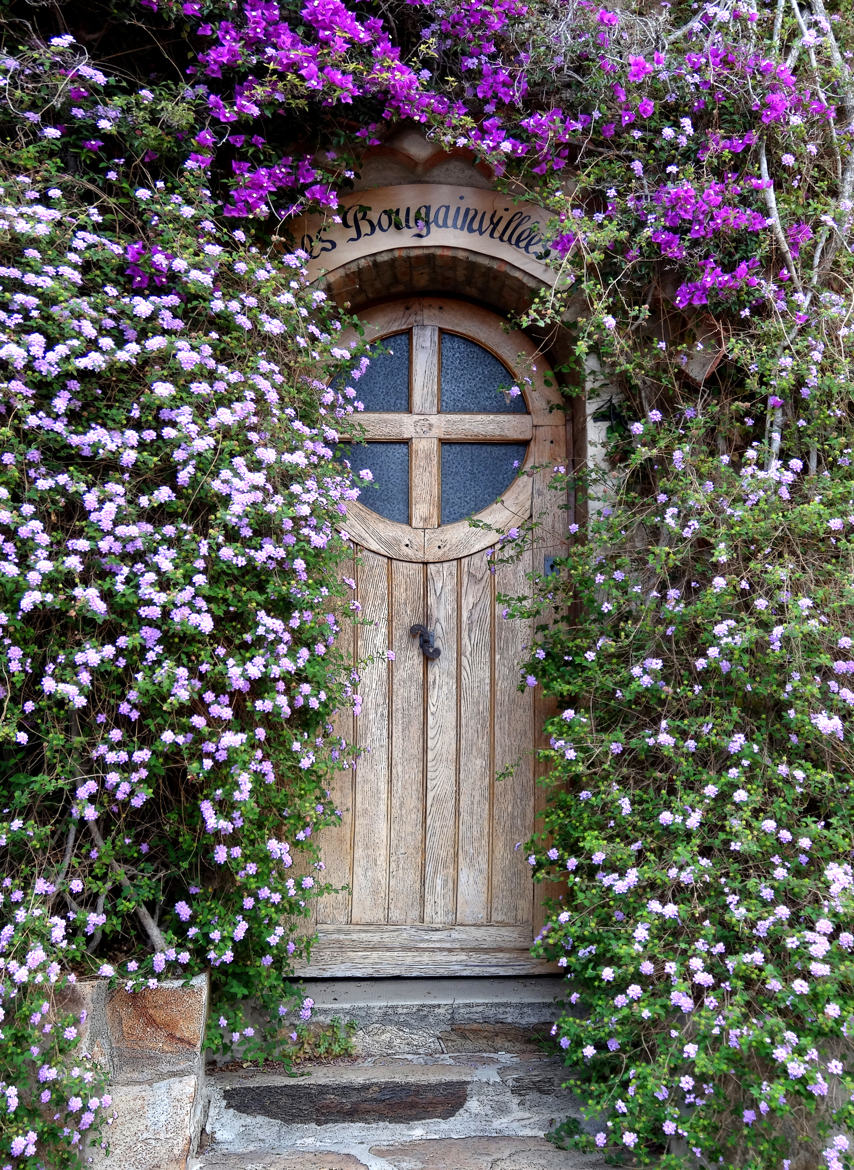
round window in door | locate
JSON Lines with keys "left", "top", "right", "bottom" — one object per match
{"left": 336, "top": 300, "right": 558, "bottom": 563}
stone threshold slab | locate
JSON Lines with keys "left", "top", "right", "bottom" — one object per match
{"left": 194, "top": 1137, "right": 616, "bottom": 1170}
{"left": 303, "top": 976, "right": 564, "bottom": 1009}
{"left": 194, "top": 1157, "right": 367, "bottom": 1170}
{"left": 199, "top": 1052, "right": 606, "bottom": 1168}
{"left": 223, "top": 1078, "right": 468, "bottom": 1125}
{"left": 372, "top": 1136, "right": 622, "bottom": 1169}
{"left": 211, "top": 1052, "right": 530, "bottom": 1089}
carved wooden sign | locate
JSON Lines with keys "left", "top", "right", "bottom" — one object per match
{"left": 296, "top": 184, "right": 555, "bottom": 284}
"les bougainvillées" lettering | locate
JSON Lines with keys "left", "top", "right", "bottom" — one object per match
{"left": 301, "top": 195, "right": 551, "bottom": 261}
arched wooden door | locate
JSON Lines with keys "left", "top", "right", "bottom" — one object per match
{"left": 309, "top": 299, "right": 565, "bottom": 976}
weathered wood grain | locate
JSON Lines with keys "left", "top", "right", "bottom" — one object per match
{"left": 350, "top": 550, "right": 391, "bottom": 923}
{"left": 531, "top": 423, "right": 569, "bottom": 937}
{"left": 355, "top": 413, "right": 532, "bottom": 441}
{"left": 295, "top": 947, "right": 555, "bottom": 977}
{"left": 306, "top": 300, "right": 567, "bottom": 975}
{"left": 491, "top": 549, "right": 535, "bottom": 925}
{"left": 388, "top": 559, "right": 426, "bottom": 923}
{"left": 410, "top": 436, "right": 439, "bottom": 528}
{"left": 423, "top": 476, "right": 532, "bottom": 562}
{"left": 315, "top": 923, "right": 533, "bottom": 949}
{"left": 317, "top": 551, "right": 357, "bottom": 925}
{"left": 424, "top": 559, "right": 458, "bottom": 924}
{"left": 343, "top": 503, "right": 426, "bottom": 561}
{"left": 456, "top": 548, "right": 493, "bottom": 924}
{"left": 411, "top": 325, "right": 439, "bottom": 413}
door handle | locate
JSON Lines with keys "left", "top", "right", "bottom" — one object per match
{"left": 410, "top": 624, "right": 441, "bottom": 660}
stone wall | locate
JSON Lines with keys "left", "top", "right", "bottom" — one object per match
{"left": 56, "top": 973, "right": 209, "bottom": 1170}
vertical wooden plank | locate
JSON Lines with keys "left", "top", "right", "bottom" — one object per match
{"left": 411, "top": 325, "right": 439, "bottom": 413}
{"left": 291, "top": 851, "right": 319, "bottom": 941}
{"left": 491, "top": 548, "right": 535, "bottom": 925}
{"left": 388, "top": 560, "right": 425, "bottom": 923}
{"left": 456, "top": 548, "right": 493, "bottom": 923}
{"left": 317, "top": 551, "right": 357, "bottom": 925}
{"left": 410, "top": 436, "right": 440, "bottom": 528}
{"left": 531, "top": 424, "right": 569, "bottom": 935}
{"left": 424, "top": 560, "right": 458, "bottom": 924}
{"left": 350, "top": 550, "right": 391, "bottom": 923}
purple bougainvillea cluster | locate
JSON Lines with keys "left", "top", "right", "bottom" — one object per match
{"left": 1, "top": 0, "right": 853, "bottom": 1165}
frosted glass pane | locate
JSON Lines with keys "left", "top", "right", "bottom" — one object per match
{"left": 351, "top": 332, "right": 410, "bottom": 412}
{"left": 337, "top": 442, "right": 409, "bottom": 524}
{"left": 441, "top": 443, "right": 527, "bottom": 525}
{"left": 440, "top": 333, "right": 527, "bottom": 414}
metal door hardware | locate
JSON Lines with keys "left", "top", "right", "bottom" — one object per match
{"left": 410, "top": 624, "right": 441, "bottom": 660}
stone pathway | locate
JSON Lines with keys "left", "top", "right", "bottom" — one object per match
{"left": 194, "top": 1139, "right": 609, "bottom": 1170}
{"left": 191, "top": 1051, "right": 610, "bottom": 1170}
{"left": 190, "top": 979, "right": 614, "bottom": 1170}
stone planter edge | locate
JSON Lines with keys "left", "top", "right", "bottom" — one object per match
{"left": 56, "top": 971, "right": 210, "bottom": 1170}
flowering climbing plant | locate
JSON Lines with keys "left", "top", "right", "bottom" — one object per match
{"left": 505, "top": 2, "right": 854, "bottom": 1165}
{"left": 0, "top": 0, "right": 853, "bottom": 1166}
{"left": 520, "top": 420, "right": 854, "bottom": 1168}
{"left": 0, "top": 31, "right": 375, "bottom": 1165}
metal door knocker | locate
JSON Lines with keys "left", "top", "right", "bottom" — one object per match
{"left": 410, "top": 624, "right": 441, "bottom": 660}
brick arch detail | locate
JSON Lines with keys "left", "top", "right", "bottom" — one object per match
{"left": 323, "top": 244, "right": 578, "bottom": 380}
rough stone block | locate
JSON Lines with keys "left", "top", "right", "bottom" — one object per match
{"left": 224, "top": 1078, "right": 468, "bottom": 1124}
{"left": 92, "top": 1074, "right": 201, "bottom": 1170}
{"left": 392, "top": 248, "right": 412, "bottom": 288}
{"left": 192, "top": 1155, "right": 368, "bottom": 1170}
{"left": 107, "top": 974, "right": 208, "bottom": 1082}
{"left": 371, "top": 1136, "right": 608, "bottom": 1169}
{"left": 52, "top": 979, "right": 113, "bottom": 1073}
{"left": 352, "top": 1023, "right": 442, "bottom": 1057}
{"left": 438, "top": 1023, "right": 545, "bottom": 1053}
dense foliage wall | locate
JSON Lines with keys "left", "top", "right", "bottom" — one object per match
{"left": 0, "top": 0, "right": 852, "bottom": 1167}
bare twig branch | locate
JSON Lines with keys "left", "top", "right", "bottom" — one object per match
{"left": 64, "top": 891, "right": 82, "bottom": 915}
{"left": 787, "top": 0, "right": 841, "bottom": 180}
{"left": 758, "top": 140, "right": 803, "bottom": 294}
{"left": 804, "top": 77, "right": 854, "bottom": 295}
{"left": 55, "top": 821, "right": 77, "bottom": 887}
{"left": 766, "top": 403, "right": 783, "bottom": 471}
{"left": 86, "top": 820, "right": 167, "bottom": 952}
{"left": 85, "top": 889, "right": 108, "bottom": 954}
{"left": 809, "top": 0, "right": 854, "bottom": 118}
{"left": 773, "top": 0, "right": 786, "bottom": 47}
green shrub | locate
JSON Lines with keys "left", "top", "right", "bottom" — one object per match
{"left": 522, "top": 404, "right": 854, "bottom": 1168}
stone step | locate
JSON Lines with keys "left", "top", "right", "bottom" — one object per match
{"left": 192, "top": 1051, "right": 610, "bottom": 1170}
{"left": 193, "top": 1137, "right": 611, "bottom": 1169}
{"left": 303, "top": 976, "right": 566, "bottom": 1056}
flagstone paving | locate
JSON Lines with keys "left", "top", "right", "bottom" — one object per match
{"left": 190, "top": 981, "right": 620, "bottom": 1170}
{"left": 190, "top": 1052, "right": 612, "bottom": 1170}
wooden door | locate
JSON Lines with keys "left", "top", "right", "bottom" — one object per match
{"left": 307, "top": 300, "right": 566, "bottom": 976}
